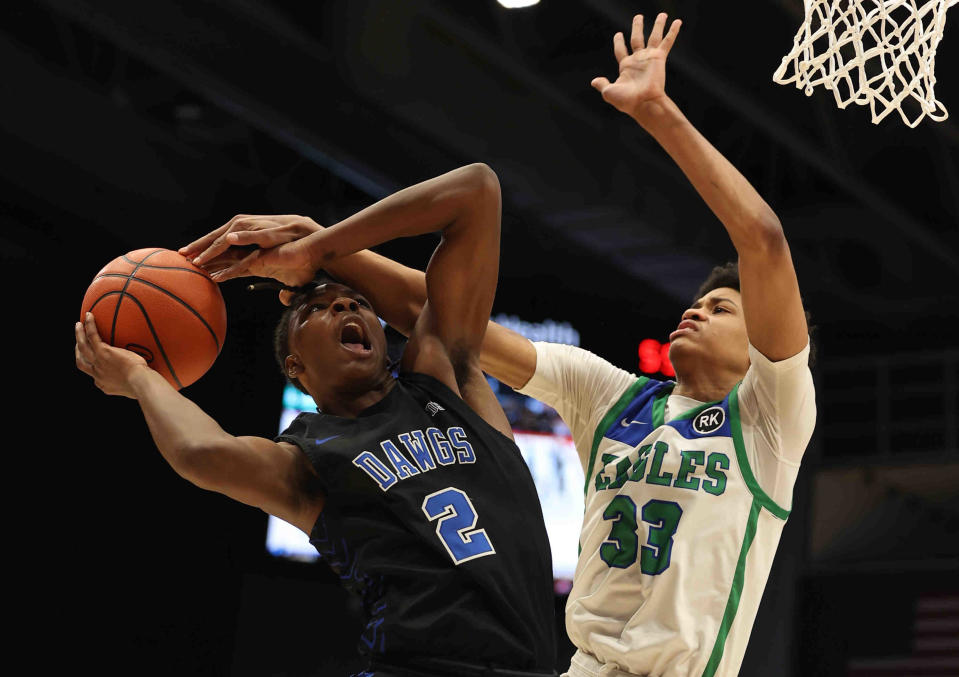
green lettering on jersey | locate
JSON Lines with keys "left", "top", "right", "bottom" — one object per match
{"left": 672, "top": 450, "right": 704, "bottom": 491}
{"left": 645, "top": 441, "right": 672, "bottom": 486}
{"left": 639, "top": 499, "right": 683, "bottom": 575}
{"left": 703, "top": 452, "right": 729, "bottom": 496}
{"left": 594, "top": 453, "right": 617, "bottom": 491}
{"left": 608, "top": 455, "right": 634, "bottom": 490}
{"left": 600, "top": 496, "right": 639, "bottom": 568}
{"left": 629, "top": 444, "right": 653, "bottom": 483}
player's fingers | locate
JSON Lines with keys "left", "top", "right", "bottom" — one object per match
{"left": 198, "top": 252, "right": 238, "bottom": 277}
{"left": 75, "top": 342, "right": 94, "bottom": 376}
{"left": 223, "top": 224, "right": 288, "bottom": 248}
{"left": 279, "top": 290, "right": 294, "bottom": 306}
{"left": 210, "top": 249, "right": 260, "bottom": 282}
{"left": 75, "top": 321, "right": 93, "bottom": 362}
{"left": 629, "top": 15, "right": 645, "bottom": 52}
{"left": 591, "top": 77, "right": 611, "bottom": 93}
{"left": 192, "top": 215, "right": 264, "bottom": 265}
{"left": 660, "top": 19, "right": 682, "bottom": 55}
{"left": 613, "top": 31, "right": 628, "bottom": 62}
{"left": 647, "top": 12, "right": 668, "bottom": 48}
{"left": 83, "top": 312, "right": 105, "bottom": 350}
{"left": 180, "top": 221, "right": 231, "bottom": 258}
{"left": 193, "top": 233, "right": 236, "bottom": 267}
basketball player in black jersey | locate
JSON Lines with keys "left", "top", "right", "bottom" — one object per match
{"left": 75, "top": 164, "right": 557, "bottom": 677}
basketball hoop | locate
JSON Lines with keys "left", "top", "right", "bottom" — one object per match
{"left": 773, "top": 0, "right": 958, "bottom": 127}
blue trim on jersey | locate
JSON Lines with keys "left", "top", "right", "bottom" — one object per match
{"left": 602, "top": 379, "right": 669, "bottom": 448}
{"left": 311, "top": 515, "right": 370, "bottom": 593}
{"left": 313, "top": 512, "right": 388, "bottom": 654}
{"left": 601, "top": 380, "right": 732, "bottom": 443}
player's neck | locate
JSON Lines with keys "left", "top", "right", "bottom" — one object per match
{"left": 313, "top": 373, "right": 396, "bottom": 418}
{"left": 671, "top": 369, "right": 741, "bottom": 404}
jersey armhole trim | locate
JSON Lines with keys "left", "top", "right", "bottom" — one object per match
{"left": 584, "top": 376, "right": 649, "bottom": 496}
{"left": 275, "top": 434, "right": 330, "bottom": 495}
{"left": 729, "top": 383, "right": 791, "bottom": 520}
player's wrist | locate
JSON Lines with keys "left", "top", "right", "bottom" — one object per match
{"left": 630, "top": 94, "right": 679, "bottom": 128}
{"left": 127, "top": 363, "right": 168, "bottom": 399}
{"left": 301, "top": 230, "right": 329, "bottom": 275}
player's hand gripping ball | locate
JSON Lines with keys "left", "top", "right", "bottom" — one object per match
{"left": 79, "top": 248, "right": 227, "bottom": 389}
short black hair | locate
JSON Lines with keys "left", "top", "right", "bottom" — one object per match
{"left": 272, "top": 271, "right": 341, "bottom": 395}
{"left": 695, "top": 261, "right": 741, "bottom": 300}
{"left": 695, "top": 262, "right": 817, "bottom": 367}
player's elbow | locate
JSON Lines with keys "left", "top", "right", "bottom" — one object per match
{"left": 463, "top": 162, "right": 500, "bottom": 192}
{"left": 460, "top": 163, "right": 501, "bottom": 208}
{"left": 742, "top": 213, "right": 788, "bottom": 256}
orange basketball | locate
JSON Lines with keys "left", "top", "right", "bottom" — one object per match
{"left": 80, "top": 248, "right": 227, "bottom": 389}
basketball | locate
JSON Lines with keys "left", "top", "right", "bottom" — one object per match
{"left": 80, "top": 248, "right": 228, "bottom": 390}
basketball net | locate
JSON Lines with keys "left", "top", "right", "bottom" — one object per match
{"left": 773, "top": 0, "right": 958, "bottom": 127}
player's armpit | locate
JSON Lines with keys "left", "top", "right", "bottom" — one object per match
{"left": 183, "top": 436, "right": 324, "bottom": 534}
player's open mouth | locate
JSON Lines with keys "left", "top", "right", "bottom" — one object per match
{"left": 340, "top": 321, "right": 372, "bottom": 355}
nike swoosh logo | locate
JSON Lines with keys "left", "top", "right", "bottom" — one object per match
{"left": 314, "top": 434, "right": 342, "bottom": 445}
{"left": 620, "top": 418, "right": 648, "bottom": 427}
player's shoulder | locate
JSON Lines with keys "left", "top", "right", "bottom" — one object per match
{"left": 736, "top": 341, "right": 817, "bottom": 429}
{"left": 276, "top": 410, "right": 352, "bottom": 450}
{"left": 745, "top": 340, "right": 814, "bottom": 379}
{"left": 739, "top": 342, "right": 816, "bottom": 403}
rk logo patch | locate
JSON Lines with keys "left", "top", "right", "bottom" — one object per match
{"left": 692, "top": 406, "right": 726, "bottom": 435}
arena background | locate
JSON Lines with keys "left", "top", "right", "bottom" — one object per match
{"left": 6, "top": 1, "right": 957, "bottom": 675}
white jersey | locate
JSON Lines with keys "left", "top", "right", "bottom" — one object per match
{"left": 518, "top": 341, "right": 816, "bottom": 677}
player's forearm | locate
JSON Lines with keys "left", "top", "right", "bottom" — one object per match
{"left": 324, "top": 249, "right": 426, "bottom": 336}
{"left": 301, "top": 163, "right": 499, "bottom": 268}
{"left": 128, "top": 366, "right": 235, "bottom": 484}
{"left": 634, "top": 96, "right": 784, "bottom": 252}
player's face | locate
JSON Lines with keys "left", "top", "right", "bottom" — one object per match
{"left": 667, "top": 287, "right": 749, "bottom": 377}
{"left": 286, "top": 283, "right": 389, "bottom": 396}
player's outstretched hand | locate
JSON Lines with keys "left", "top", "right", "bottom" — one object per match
{"left": 75, "top": 312, "right": 150, "bottom": 398}
{"left": 180, "top": 214, "right": 322, "bottom": 290}
{"left": 591, "top": 13, "right": 681, "bottom": 119}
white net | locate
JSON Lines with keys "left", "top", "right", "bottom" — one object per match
{"left": 773, "top": 0, "right": 958, "bottom": 127}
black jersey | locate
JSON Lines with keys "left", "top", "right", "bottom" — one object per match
{"left": 277, "top": 372, "right": 556, "bottom": 674}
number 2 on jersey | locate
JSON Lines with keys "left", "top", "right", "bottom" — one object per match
{"left": 422, "top": 487, "right": 496, "bottom": 565}
{"left": 601, "top": 497, "right": 683, "bottom": 575}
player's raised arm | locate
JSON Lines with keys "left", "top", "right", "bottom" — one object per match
{"left": 592, "top": 13, "right": 808, "bottom": 361}
{"left": 74, "top": 313, "right": 323, "bottom": 532}
{"left": 184, "top": 219, "right": 540, "bottom": 390}
{"left": 182, "top": 165, "right": 539, "bottom": 390}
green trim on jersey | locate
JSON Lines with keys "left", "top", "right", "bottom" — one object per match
{"left": 728, "top": 383, "right": 791, "bottom": 520}
{"left": 702, "top": 498, "right": 761, "bottom": 677}
{"left": 585, "top": 376, "right": 649, "bottom": 496}
{"left": 650, "top": 384, "right": 672, "bottom": 427}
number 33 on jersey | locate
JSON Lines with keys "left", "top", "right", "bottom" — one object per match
{"left": 571, "top": 377, "right": 792, "bottom": 676}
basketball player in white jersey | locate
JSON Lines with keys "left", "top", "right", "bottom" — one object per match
{"left": 184, "top": 13, "right": 815, "bottom": 677}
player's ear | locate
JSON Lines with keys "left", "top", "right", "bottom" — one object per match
{"left": 285, "top": 355, "right": 303, "bottom": 379}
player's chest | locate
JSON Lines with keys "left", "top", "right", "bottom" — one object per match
{"left": 311, "top": 395, "right": 482, "bottom": 491}
{"left": 591, "top": 428, "right": 736, "bottom": 499}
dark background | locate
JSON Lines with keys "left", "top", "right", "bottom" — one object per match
{"left": 7, "top": 1, "right": 957, "bottom": 675}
